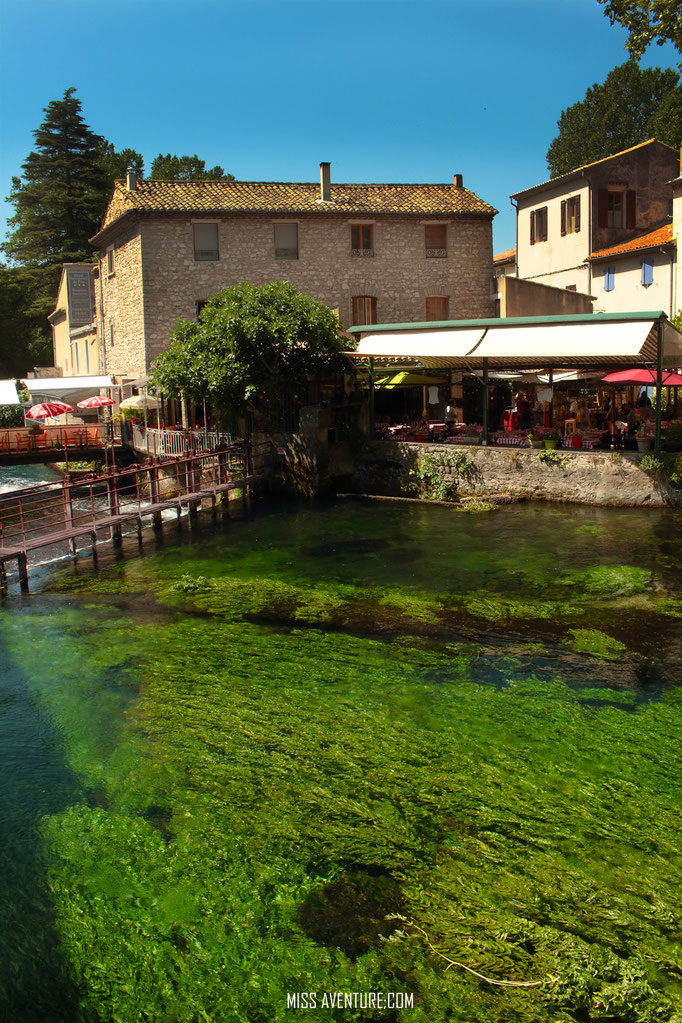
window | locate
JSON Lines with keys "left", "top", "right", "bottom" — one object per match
{"left": 560, "top": 196, "right": 581, "bottom": 235}
{"left": 352, "top": 295, "right": 377, "bottom": 325}
{"left": 351, "top": 224, "right": 373, "bottom": 256}
{"left": 193, "top": 223, "right": 219, "bottom": 261}
{"left": 274, "top": 222, "right": 298, "bottom": 260}
{"left": 196, "top": 300, "right": 208, "bottom": 319}
{"left": 604, "top": 266, "right": 615, "bottom": 292}
{"left": 565, "top": 284, "right": 577, "bottom": 292}
{"left": 425, "top": 224, "right": 447, "bottom": 257}
{"left": 640, "top": 257, "right": 654, "bottom": 287}
{"left": 106, "top": 246, "right": 115, "bottom": 275}
{"left": 530, "top": 207, "right": 548, "bottom": 244}
{"left": 425, "top": 296, "right": 449, "bottom": 320}
{"left": 597, "top": 188, "right": 636, "bottom": 230}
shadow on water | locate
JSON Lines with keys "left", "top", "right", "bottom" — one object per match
{"left": 0, "top": 641, "right": 83, "bottom": 1022}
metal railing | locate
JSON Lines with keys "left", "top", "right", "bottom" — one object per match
{"left": 0, "top": 443, "right": 250, "bottom": 557}
{"left": 130, "top": 426, "right": 233, "bottom": 457}
{"left": 0, "top": 423, "right": 116, "bottom": 456}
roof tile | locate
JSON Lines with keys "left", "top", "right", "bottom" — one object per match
{"left": 98, "top": 178, "right": 497, "bottom": 233}
{"left": 589, "top": 223, "right": 673, "bottom": 260}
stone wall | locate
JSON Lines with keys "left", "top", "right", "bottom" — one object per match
{"left": 97, "top": 225, "right": 147, "bottom": 379}
{"left": 99, "top": 212, "right": 494, "bottom": 372}
{"left": 346, "top": 441, "right": 677, "bottom": 507}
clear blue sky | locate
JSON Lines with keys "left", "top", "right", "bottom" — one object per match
{"left": 0, "top": 0, "right": 679, "bottom": 255}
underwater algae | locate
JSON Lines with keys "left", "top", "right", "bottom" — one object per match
{"left": 2, "top": 500, "right": 682, "bottom": 1022}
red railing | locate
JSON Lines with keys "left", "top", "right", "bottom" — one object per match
{"left": 0, "top": 423, "right": 117, "bottom": 456}
{"left": 0, "top": 443, "right": 250, "bottom": 555}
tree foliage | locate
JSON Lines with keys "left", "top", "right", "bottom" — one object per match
{"left": 2, "top": 88, "right": 110, "bottom": 320}
{"left": 150, "top": 154, "right": 234, "bottom": 181}
{"left": 150, "top": 281, "right": 350, "bottom": 423}
{"left": 546, "top": 61, "right": 681, "bottom": 177}
{"left": 597, "top": 0, "right": 682, "bottom": 65}
{"left": 0, "top": 263, "right": 51, "bottom": 375}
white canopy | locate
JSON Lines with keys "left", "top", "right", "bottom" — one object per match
{"left": 348, "top": 314, "right": 682, "bottom": 369}
{"left": 22, "top": 375, "right": 116, "bottom": 404}
{"left": 0, "top": 380, "right": 20, "bottom": 405}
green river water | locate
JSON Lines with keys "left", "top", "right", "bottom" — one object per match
{"left": 1, "top": 497, "right": 681, "bottom": 1023}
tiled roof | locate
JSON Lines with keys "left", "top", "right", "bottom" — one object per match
{"left": 493, "top": 247, "right": 515, "bottom": 264}
{"left": 510, "top": 138, "right": 678, "bottom": 200}
{"left": 97, "top": 178, "right": 497, "bottom": 234}
{"left": 589, "top": 223, "right": 673, "bottom": 261}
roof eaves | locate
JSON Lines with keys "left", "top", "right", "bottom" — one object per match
{"left": 347, "top": 311, "right": 669, "bottom": 334}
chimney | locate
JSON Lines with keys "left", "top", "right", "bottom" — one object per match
{"left": 320, "top": 162, "right": 331, "bottom": 202}
{"left": 453, "top": 173, "right": 463, "bottom": 188}
{"left": 126, "top": 167, "right": 138, "bottom": 192}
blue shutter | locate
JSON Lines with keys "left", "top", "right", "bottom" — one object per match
{"left": 604, "top": 266, "right": 615, "bottom": 292}
{"left": 641, "top": 257, "right": 654, "bottom": 287}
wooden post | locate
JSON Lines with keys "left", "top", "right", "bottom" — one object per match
{"left": 18, "top": 552, "right": 29, "bottom": 592}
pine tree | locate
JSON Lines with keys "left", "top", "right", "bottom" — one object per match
{"left": 2, "top": 87, "right": 109, "bottom": 322}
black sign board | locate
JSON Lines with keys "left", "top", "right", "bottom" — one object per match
{"left": 67, "top": 268, "right": 94, "bottom": 327}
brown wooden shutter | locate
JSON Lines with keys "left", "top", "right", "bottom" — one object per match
{"left": 574, "top": 196, "right": 581, "bottom": 233}
{"left": 597, "top": 189, "right": 609, "bottom": 229}
{"left": 626, "top": 190, "right": 636, "bottom": 229}
{"left": 530, "top": 211, "right": 535, "bottom": 245}
{"left": 560, "top": 200, "right": 566, "bottom": 236}
{"left": 541, "top": 207, "right": 548, "bottom": 241}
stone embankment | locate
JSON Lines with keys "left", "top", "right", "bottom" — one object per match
{"left": 346, "top": 442, "right": 677, "bottom": 507}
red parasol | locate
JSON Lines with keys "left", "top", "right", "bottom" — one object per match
{"left": 76, "top": 395, "right": 115, "bottom": 409}
{"left": 602, "top": 369, "right": 682, "bottom": 386}
{"left": 25, "top": 401, "right": 74, "bottom": 419}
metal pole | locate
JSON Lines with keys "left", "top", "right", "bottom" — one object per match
{"left": 655, "top": 318, "right": 663, "bottom": 453}
{"left": 482, "top": 359, "right": 489, "bottom": 446}
{"left": 368, "top": 359, "right": 375, "bottom": 438}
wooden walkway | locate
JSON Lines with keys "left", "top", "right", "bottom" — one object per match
{"left": 0, "top": 444, "right": 261, "bottom": 591}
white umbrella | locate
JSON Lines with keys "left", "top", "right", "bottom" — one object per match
{"left": 120, "top": 394, "right": 159, "bottom": 429}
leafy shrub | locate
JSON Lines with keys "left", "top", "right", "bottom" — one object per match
{"left": 409, "top": 450, "right": 477, "bottom": 501}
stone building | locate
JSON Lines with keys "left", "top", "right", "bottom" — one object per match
{"left": 510, "top": 139, "right": 679, "bottom": 311}
{"left": 89, "top": 163, "right": 497, "bottom": 382}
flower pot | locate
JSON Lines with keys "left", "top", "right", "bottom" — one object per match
{"left": 466, "top": 436, "right": 482, "bottom": 445}
{"left": 636, "top": 436, "right": 653, "bottom": 452}
{"left": 571, "top": 435, "right": 583, "bottom": 449}
{"left": 544, "top": 438, "right": 558, "bottom": 450}
{"left": 531, "top": 439, "right": 544, "bottom": 448}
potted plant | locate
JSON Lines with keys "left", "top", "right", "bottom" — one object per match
{"left": 528, "top": 429, "right": 544, "bottom": 449}
{"left": 543, "top": 428, "right": 559, "bottom": 450}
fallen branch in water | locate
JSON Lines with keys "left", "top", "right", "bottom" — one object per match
{"left": 407, "top": 922, "right": 552, "bottom": 989}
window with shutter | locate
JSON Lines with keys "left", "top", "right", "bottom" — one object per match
{"left": 530, "top": 207, "right": 548, "bottom": 243}
{"left": 193, "top": 223, "right": 219, "bottom": 261}
{"left": 351, "top": 225, "right": 374, "bottom": 256}
{"left": 641, "top": 257, "right": 654, "bottom": 287}
{"left": 604, "top": 266, "right": 615, "bottom": 292}
{"left": 274, "top": 223, "right": 299, "bottom": 259}
{"left": 351, "top": 295, "right": 377, "bottom": 325}
{"left": 425, "top": 297, "right": 449, "bottom": 321}
{"left": 564, "top": 196, "right": 580, "bottom": 235}
{"left": 626, "top": 190, "right": 636, "bottom": 229}
{"left": 425, "top": 224, "right": 447, "bottom": 257}
{"left": 606, "top": 191, "right": 624, "bottom": 229}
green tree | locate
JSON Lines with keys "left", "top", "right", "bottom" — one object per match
{"left": 2, "top": 87, "right": 109, "bottom": 325}
{"left": 99, "top": 142, "right": 145, "bottom": 191}
{"left": 546, "top": 61, "right": 681, "bottom": 177}
{"left": 150, "top": 154, "right": 234, "bottom": 181}
{"left": 150, "top": 281, "right": 349, "bottom": 424}
{"left": 597, "top": 0, "right": 682, "bottom": 65}
{"left": 0, "top": 263, "right": 51, "bottom": 375}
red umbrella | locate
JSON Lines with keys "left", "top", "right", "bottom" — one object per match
{"left": 602, "top": 369, "right": 682, "bottom": 386}
{"left": 76, "top": 395, "right": 115, "bottom": 409}
{"left": 25, "top": 401, "right": 74, "bottom": 419}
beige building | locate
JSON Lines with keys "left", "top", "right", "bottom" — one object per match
{"left": 510, "top": 139, "right": 679, "bottom": 304}
{"left": 48, "top": 264, "right": 99, "bottom": 376}
{"left": 89, "top": 164, "right": 497, "bottom": 381}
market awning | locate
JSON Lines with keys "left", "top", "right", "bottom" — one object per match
{"left": 22, "top": 375, "right": 116, "bottom": 404}
{"left": 346, "top": 312, "right": 682, "bottom": 370}
{"left": 0, "top": 380, "right": 20, "bottom": 405}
